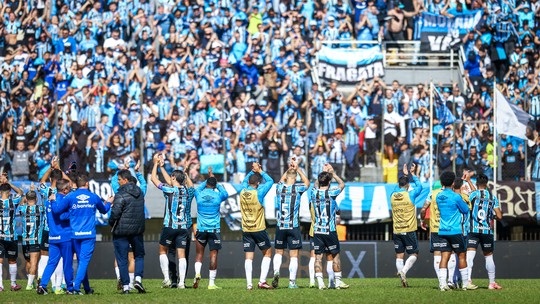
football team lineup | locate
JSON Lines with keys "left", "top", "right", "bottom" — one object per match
{"left": 0, "top": 154, "right": 513, "bottom": 298}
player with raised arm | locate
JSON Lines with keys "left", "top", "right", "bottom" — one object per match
{"left": 0, "top": 175, "right": 24, "bottom": 291}
{"left": 311, "top": 164, "right": 349, "bottom": 290}
{"left": 37, "top": 179, "right": 74, "bottom": 295}
{"left": 436, "top": 171, "right": 472, "bottom": 291}
{"left": 192, "top": 167, "right": 228, "bottom": 290}
{"left": 420, "top": 184, "right": 444, "bottom": 283}
{"left": 466, "top": 173, "right": 503, "bottom": 290}
{"left": 272, "top": 161, "right": 310, "bottom": 289}
{"left": 239, "top": 162, "right": 275, "bottom": 290}
{"left": 391, "top": 164, "right": 423, "bottom": 288}
{"left": 53, "top": 174, "right": 111, "bottom": 295}
{"left": 151, "top": 153, "right": 195, "bottom": 289}
{"left": 37, "top": 157, "right": 70, "bottom": 288}
{"left": 18, "top": 187, "right": 43, "bottom": 291}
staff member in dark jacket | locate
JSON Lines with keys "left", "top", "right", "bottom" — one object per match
{"left": 109, "top": 169, "right": 146, "bottom": 294}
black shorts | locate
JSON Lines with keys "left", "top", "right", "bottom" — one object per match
{"left": 40, "top": 230, "right": 49, "bottom": 252}
{"left": 0, "top": 240, "right": 19, "bottom": 259}
{"left": 195, "top": 230, "right": 222, "bottom": 251}
{"left": 438, "top": 234, "right": 466, "bottom": 253}
{"left": 467, "top": 233, "right": 495, "bottom": 252}
{"left": 159, "top": 227, "right": 190, "bottom": 249}
{"left": 309, "top": 237, "right": 315, "bottom": 251}
{"left": 430, "top": 232, "right": 446, "bottom": 253}
{"left": 275, "top": 227, "right": 302, "bottom": 250}
{"left": 393, "top": 232, "right": 419, "bottom": 254}
{"left": 313, "top": 232, "right": 340, "bottom": 255}
{"left": 384, "top": 133, "right": 396, "bottom": 146}
{"left": 22, "top": 244, "right": 41, "bottom": 260}
{"left": 243, "top": 231, "right": 271, "bottom": 252}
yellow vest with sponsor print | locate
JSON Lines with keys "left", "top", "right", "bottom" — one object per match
{"left": 429, "top": 189, "right": 442, "bottom": 233}
{"left": 240, "top": 189, "right": 266, "bottom": 232}
{"left": 391, "top": 190, "right": 417, "bottom": 233}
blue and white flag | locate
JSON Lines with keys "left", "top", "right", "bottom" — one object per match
{"left": 433, "top": 86, "right": 456, "bottom": 127}
{"left": 419, "top": 10, "right": 483, "bottom": 52}
{"left": 495, "top": 87, "right": 530, "bottom": 139}
{"left": 317, "top": 46, "right": 384, "bottom": 84}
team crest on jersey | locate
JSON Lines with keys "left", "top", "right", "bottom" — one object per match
{"left": 202, "top": 195, "right": 213, "bottom": 201}
{"left": 76, "top": 194, "right": 90, "bottom": 203}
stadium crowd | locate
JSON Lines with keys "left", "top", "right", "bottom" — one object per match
{"left": 0, "top": 0, "right": 539, "bottom": 184}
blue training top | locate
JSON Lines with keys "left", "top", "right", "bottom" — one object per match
{"left": 47, "top": 193, "right": 71, "bottom": 243}
{"left": 437, "top": 188, "right": 470, "bottom": 236}
{"left": 195, "top": 181, "right": 228, "bottom": 232}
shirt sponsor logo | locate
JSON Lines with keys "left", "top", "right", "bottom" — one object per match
{"left": 74, "top": 231, "right": 93, "bottom": 236}
{"left": 73, "top": 203, "right": 94, "bottom": 209}
{"left": 49, "top": 236, "right": 62, "bottom": 240}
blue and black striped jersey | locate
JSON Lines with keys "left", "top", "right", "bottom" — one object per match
{"left": 310, "top": 187, "right": 342, "bottom": 234}
{"left": 18, "top": 204, "right": 43, "bottom": 245}
{"left": 0, "top": 195, "right": 22, "bottom": 241}
{"left": 275, "top": 183, "right": 308, "bottom": 229}
{"left": 469, "top": 189, "right": 499, "bottom": 235}
{"left": 159, "top": 184, "right": 195, "bottom": 230}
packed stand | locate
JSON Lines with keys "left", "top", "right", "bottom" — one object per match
{"left": 0, "top": 0, "right": 538, "bottom": 183}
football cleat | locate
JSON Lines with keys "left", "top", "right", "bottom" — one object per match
{"left": 336, "top": 282, "right": 350, "bottom": 289}
{"left": 193, "top": 275, "right": 201, "bottom": 289}
{"left": 488, "top": 282, "right": 502, "bottom": 290}
{"left": 397, "top": 271, "right": 408, "bottom": 288}
{"left": 36, "top": 286, "right": 48, "bottom": 295}
{"left": 271, "top": 273, "right": 280, "bottom": 289}
{"left": 161, "top": 279, "right": 172, "bottom": 288}
{"left": 207, "top": 285, "right": 222, "bottom": 290}
{"left": 257, "top": 282, "right": 273, "bottom": 289}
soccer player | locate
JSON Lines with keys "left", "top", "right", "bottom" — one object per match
{"left": 37, "top": 179, "right": 74, "bottom": 295}
{"left": 37, "top": 158, "right": 67, "bottom": 287}
{"left": 192, "top": 167, "right": 228, "bottom": 290}
{"left": 391, "top": 164, "right": 422, "bottom": 288}
{"left": 272, "top": 161, "right": 310, "bottom": 289}
{"left": 466, "top": 173, "right": 503, "bottom": 290}
{"left": 151, "top": 154, "right": 195, "bottom": 289}
{"left": 54, "top": 174, "right": 111, "bottom": 294}
{"left": 436, "top": 171, "right": 471, "bottom": 291}
{"left": 239, "top": 162, "right": 274, "bottom": 290}
{"left": 420, "top": 186, "right": 443, "bottom": 282}
{"left": 0, "top": 176, "right": 24, "bottom": 291}
{"left": 18, "top": 189, "right": 43, "bottom": 290}
{"left": 311, "top": 164, "right": 349, "bottom": 290}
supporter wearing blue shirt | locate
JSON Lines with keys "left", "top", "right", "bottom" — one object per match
{"left": 53, "top": 174, "right": 111, "bottom": 294}
{"left": 38, "top": 179, "right": 74, "bottom": 294}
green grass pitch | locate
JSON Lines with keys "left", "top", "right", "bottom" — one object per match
{"left": 1, "top": 278, "right": 537, "bottom": 303}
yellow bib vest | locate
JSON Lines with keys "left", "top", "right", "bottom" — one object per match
{"left": 391, "top": 190, "right": 417, "bottom": 233}
{"left": 240, "top": 189, "right": 266, "bottom": 232}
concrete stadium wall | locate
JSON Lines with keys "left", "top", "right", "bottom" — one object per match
{"left": 8, "top": 241, "right": 536, "bottom": 280}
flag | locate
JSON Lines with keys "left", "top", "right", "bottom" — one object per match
{"left": 433, "top": 86, "right": 456, "bottom": 127}
{"left": 495, "top": 88, "right": 530, "bottom": 139}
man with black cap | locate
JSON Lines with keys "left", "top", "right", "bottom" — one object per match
{"left": 191, "top": 167, "right": 228, "bottom": 290}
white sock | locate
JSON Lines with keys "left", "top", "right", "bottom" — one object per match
{"left": 485, "top": 255, "right": 496, "bottom": 283}
{"left": 54, "top": 259, "right": 63, "bottom": 289}
{"left": 115, "top": 266, "right": 120, "bottom": 280}
{"left": 209, "top": 270, "right": 217, "bottom": 286}
{"left": 327, "top": 261, "right": 335, "bottom": 286}
{"left": 315, "top": 272, "right": 324, "bottom": 287}
{"left": 396, "top": 258, "right": 404, "bottom": 273}
{"left": 0, "top": 263, "right": 3, "bottom": 288}
{"left": 244, "top": 259, "right": 253, "bottom": 287}
{"left": 195, "top": 262, "right": 202, "bottom": 277}
{"left": 38, "top": 255, "right": 49, "bottom": 278}
{"left": 335, "top": 271, "right": 343, "bottom": 285}
{"left": 129, "top": 273, "right": 134, "bottom": 286}
{"left": 438, "top": 268, "right": 448, "bottom": 288}
{"left": 28, "top": 274, "right": 35, "bottom": 287}
{"left": 273, "top": 254, "right": 282, "bottom": 275}
{"left": 402, "top": 255, "right": 417, "bottom": 274}
{"left": 9, "top": 264, "right": 17, "bottom": 284}
{"left": 259, "top": 257, "right": 271, "bottom": 283}
{"left": 289, "top": 257, "right": 298, "bottom": 282}
{"left": 159, "top": 254, "right": 170, "bottom": 281}
{"left": 459, "top": 268, "right": 468, "bottom": 286}
{"left": 135, "top": 276, "right": 142, "bottom": 283}
{"left": 433, "top": 255, "right": 441, "bottom": 278}
{"left": 448, "top": 255, "right": 456, "bottom": 281}
{"left": 308, "top": 257, "right": 315, "bottom": 284}
{"left": 466, "top": 251, "right": 476, "bottom": 282}
{"left": 178, "top": 258, "right": 187, "bottom": 285}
